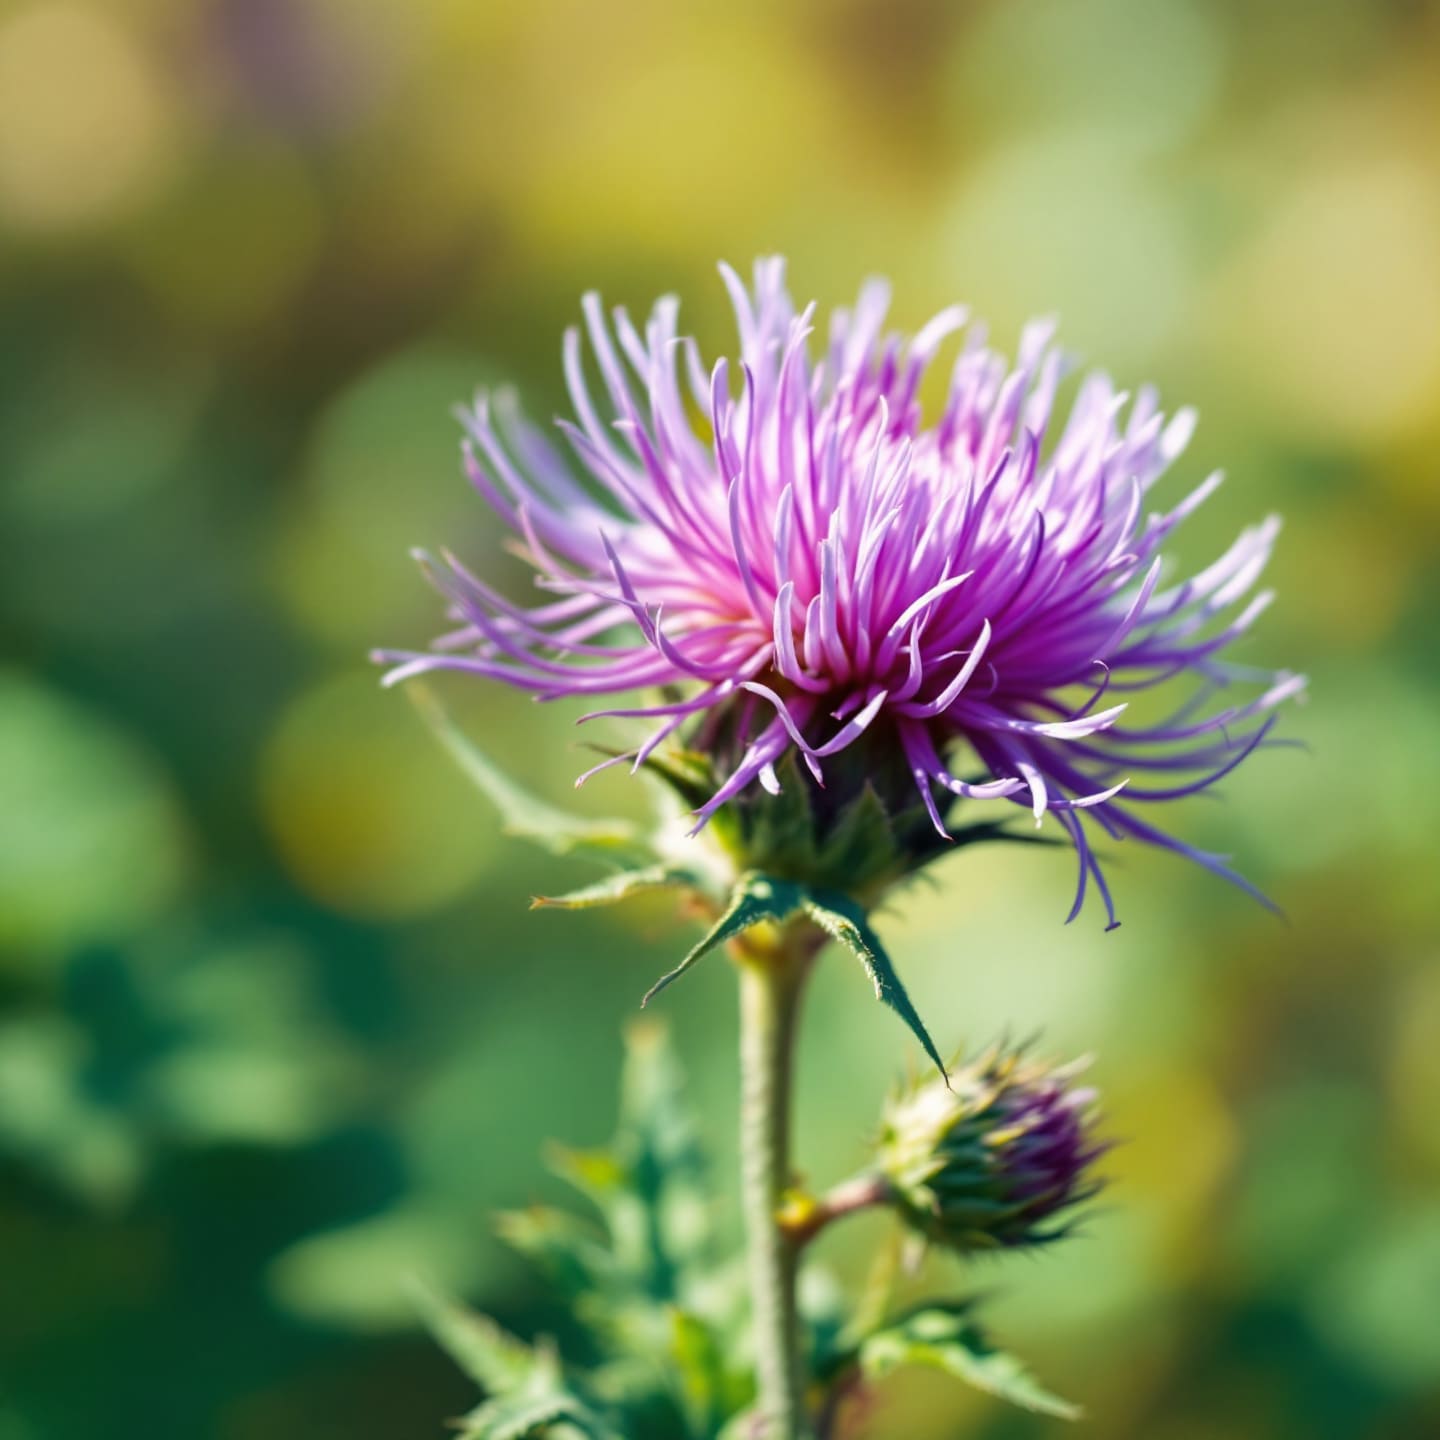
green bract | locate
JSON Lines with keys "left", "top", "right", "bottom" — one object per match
{"left": 414, "top": 687, "right": 1050, "bottom": 1078}
{"left": 876, "top": 1045, "right": 1106, "bottom": 1253}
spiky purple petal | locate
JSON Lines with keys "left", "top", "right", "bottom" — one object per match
{"left": 376, "top": 259, "right": 1303, "bottom": 922}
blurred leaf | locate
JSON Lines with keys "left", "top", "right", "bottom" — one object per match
{"left": 417, "top": 1289, "right": 628, "bottom": 1440}
{"left": 667, "top": 1306, "right": 730, "bottom": 1439}
{"left": 546, "top": 1020, "right": 715, "bottom": 1299}
{"left": 462, "top": 1392, "right": 623, "bottom": 1440}
{"left": 859, "top": 1305, "right": 1080, "bottom": 1421}
{"left": 457, "top": 1341, "right": 626, "bottom": 1440}
{"left": 494, "top": 1205, "right": 615, "bottom": 1296}
{"left": 267, "top": 1207, "right": 480, "bottom": 1331}
{"left": 533, "top": 864, "right": 703, "bottom": 911}
{"left": 409, "top": 684, "right": 650, "bottom": 867}
{"left": 0, "top": 672, "right": 187, "bottom": 959}
{"left": 0, "top": 1016, "right": 142, "bottom": 1207}
{"left": 413, "top": 1283, "right": 536, "bottom": 1395}
{"left": 1309, "top": 1206, "right": 1440, "bottom": 1388}
{"left": 488, "top": 1022, "right": 744, "bottom": 1438}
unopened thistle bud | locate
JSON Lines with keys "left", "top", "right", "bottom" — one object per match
{"left": 875, "top": 1045, "right": 1106, "bottom": 1252}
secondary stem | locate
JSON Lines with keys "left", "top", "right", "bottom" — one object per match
{"left": 736, "top": 934, "right": 814, "bottom": 1440}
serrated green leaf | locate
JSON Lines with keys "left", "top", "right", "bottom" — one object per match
{"left": 859, "top": 1307, "right": 1080, "bottom": 1421}
{"left": 461, "top": 1390, "right": 623, "bottom": 1440}
{"left": 639, "top": 873, "right": 802, "bottom": 1007}
{"left": 532, "top": 864, "right": 702, "bottom": 911}
{"left": 549, "top": 1022, "right": 718, "bottom": 1310}
{"left": 419, "top": 1030, "right": 734, "bottom": 1440}
{"left": 447, "top": 1330, "right": 628, "bottom": 1440}
{"left": 617, "top": 1021, "right": 708, "bottom": 1199}
{"left": 494, "top": 1206, "right": 616, "bottom": 1294}
{"left": 800, "top": 890, "right": 947, "bottom": 1082}
{"left": 409, "top": 684, "right": 649, "bottom": 866}
{"left": 411, "top": 1283, "right": 537, "bottom": 1396}
{"left": 667, "top": 1306, "right": 728, "bottom": 1437}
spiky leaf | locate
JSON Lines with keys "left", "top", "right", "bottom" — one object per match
{"left": 493, "top": 1206, "right": 616, "bottom": 1295}
{"left": 537, "top": 1022, "right": 717, "bottom": 1311}
{"left": 859, "top": 1306, "right": 1080, "bottom": 1421}
{"left": 800, "top": 890, "right": 947, "bottom": 1082}
{"left": 412, "top": 1283, "right": 535, "bottom": 1395}
{"left": 532, "top": 864, "right": 704, "bottom": 911}
{"left": 639, "top": 873, "right": 804, "bottom": 1007}
{"left": 461, "top": 1389, "right": 625, "bottom": 1440}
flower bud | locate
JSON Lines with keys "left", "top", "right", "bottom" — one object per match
{"left": 875, "top": 1045, "right": 1105, "bottom": 1252}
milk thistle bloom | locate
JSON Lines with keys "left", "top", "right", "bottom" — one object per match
{"left": 376, "top": 258, "right": 1301, "bottom": 927}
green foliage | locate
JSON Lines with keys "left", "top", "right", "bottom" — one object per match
{"left": 533, "top": 865, "right": 706, "bottom": 912}
{"left": 855, "top": 1305, "right": 1080, "bottom": 1422}
{"left": 423, "top": 1022, "right": 750, "bottom": 1440}
{"left": 422, "top": 1024, "right": 1074, "bottom": 1438}
{"left": 455, "top": 1333, "right": 627, "bottom": 1440}
{"left": 641, "top": 747, "right": 1061, "bottom": 911}
{"left": 796, "top": 889, "right": 947, "bottom": 1082}
{"left": 409, "top": 686, "right": 652, "bottom": 869}
{"left": 639, "top": 872, "right": 945, "bottom": 1081}
{"left": 414, "top": 700, "right": 1014, "bottom": 1084}
{"left": 413, "top": 1285, "right": 539, "bottom": 1395}
{"left": 0, "top": 930, "right": 358, "bottom": 1208}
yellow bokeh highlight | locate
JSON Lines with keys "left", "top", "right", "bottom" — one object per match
{"left": 125, "top": 141, "right": 323, "bottom": 330}
{"left": 0, "top": 2, "right": 179, "bottom": 233}
{"left": 1108, "top": 1068, "right": 1239, "bottom": 1259}
{"left": 260, "top": 673, "right": 499, "bottom": 919}
{"left": 1215, "top": 156, "right": 1440, "bottom": 444}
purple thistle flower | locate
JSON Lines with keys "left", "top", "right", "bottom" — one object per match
{"left": 376, "top": 258, "right": 1303, "bottom": 926}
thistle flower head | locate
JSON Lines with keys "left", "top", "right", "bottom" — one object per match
{"left": 376, "top": 258, "right": 1303, "bottom": 923}
{"left": 875, "top": 1044, "right": 1105, "bottom": 1252}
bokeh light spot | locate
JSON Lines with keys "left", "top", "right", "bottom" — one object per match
{"left": 940, "top": 133, "right": 1190, "bottom": 367}
{"left": 259, "top": 672, "right": 499, "bottom": 918}
{"left": 267, "top": 1206, "right": 479, "bottom": 1330}
{"left": 126, "top": 140, "right": 323, "bottom": 330}
{"left": 277, "top": 345, "right": 500, "bottom": 650}
{"left": 952, "top": 0, "right": 1224, "bottom": 155}
{"left": 1215, "top": 159, "right": 1440, "bottom": 443}
{"left": 0, "top": 672, "right": 189, "bottom": 962}
{"left": 0, "top": 3, "right": 178, "bottom": 233}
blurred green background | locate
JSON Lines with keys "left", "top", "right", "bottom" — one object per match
{"left": 2, "top": 0, "right": 1438, "bottom": 1436}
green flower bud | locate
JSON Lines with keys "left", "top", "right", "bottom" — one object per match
{"left": 875, "top": 1044, "right": 1106, "bottom": 1252}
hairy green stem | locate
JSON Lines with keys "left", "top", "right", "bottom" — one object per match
{"left": 737, "top": 938, "right": 814, "bottom": 1440}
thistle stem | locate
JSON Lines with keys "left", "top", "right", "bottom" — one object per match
{"left": 736, "top": 936, "right": 814, "bottom": 1440}
{"left": 779, "top": 1173, "right": 891, "bottom": 1247}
